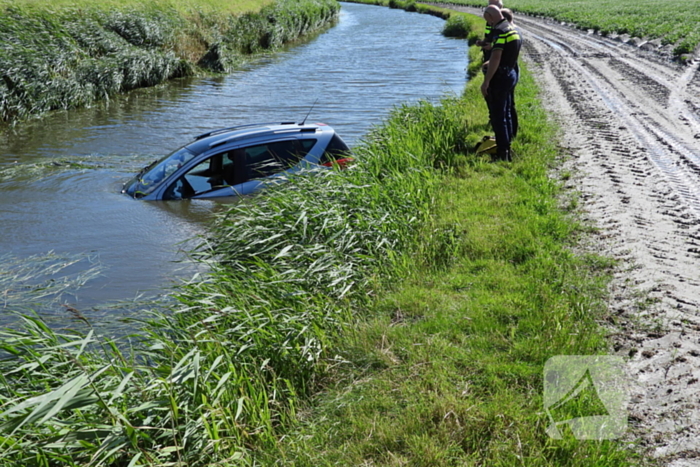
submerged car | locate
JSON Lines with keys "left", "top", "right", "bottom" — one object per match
{"left": 122, "top": 121, "right": 352, "bottom": 200}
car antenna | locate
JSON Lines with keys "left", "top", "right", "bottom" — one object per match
{"left": 299, "top": 99, "right": 319, "bottom": 125}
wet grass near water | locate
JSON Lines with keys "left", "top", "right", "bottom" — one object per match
{"left": 0, "top": 250, "right": 175, "bottom": 339}
{"left": 0, "top": 252, "right": 102, "bottom": 313}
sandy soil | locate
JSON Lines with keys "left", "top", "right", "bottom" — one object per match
{"left": 448, "top": 6, "right": 700, "bottom": 465}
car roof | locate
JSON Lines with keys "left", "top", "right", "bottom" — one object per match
{"left": 184, "top": 121, "right": 329, "bottom": 156}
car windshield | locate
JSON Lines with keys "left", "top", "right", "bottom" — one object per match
{"left": 131, "top": 147, "right": 196, "bottom": 197}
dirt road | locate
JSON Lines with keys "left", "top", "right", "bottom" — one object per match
{"left": 449, "top": 5, "right": 700, "bottom": 465}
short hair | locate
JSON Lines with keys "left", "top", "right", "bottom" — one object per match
{"left": 502, "top": 8, "right": 514, "bottom": 23}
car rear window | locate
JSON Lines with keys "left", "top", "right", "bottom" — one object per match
{"left": 320, "top": 134, "right": 351, "bottom": 164}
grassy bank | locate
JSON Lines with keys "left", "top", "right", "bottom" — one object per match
{"left": 444, "top": 0, "right": 700, "bottom": 56}
{"left": 261, "top": 66, "right": 639, "bottom": 466}
{"left": 0, "top": 5, "right": 639, "bottom": 467}
{"left": 1, "top": 0, "right": 273, "bottom": 15}
{"left": 0, "top": 0, "right": 339, "bottom": 123}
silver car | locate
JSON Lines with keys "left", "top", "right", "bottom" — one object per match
{"left": 122, "top": 121, "right": 351, "bottom": 200}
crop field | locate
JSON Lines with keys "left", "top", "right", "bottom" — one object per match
{"left": 448, "top": 0, "right": 700, "bottom": 55}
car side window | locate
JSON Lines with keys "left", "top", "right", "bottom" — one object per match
{"left": 245, "top": 139, "right": 315, "bottom": 180}
{"left": 163, "top": 152, "right": 236, "bottom": 200}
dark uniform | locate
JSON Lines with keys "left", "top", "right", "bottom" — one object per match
{"left": 485, "top": 19, "right": 521, "bottom": 160}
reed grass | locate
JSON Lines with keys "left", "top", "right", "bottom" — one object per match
{"left": 0, "top": 87, "right": 473, "bottom": 467}
{"left": 0, "top": 252, "right": 102, "bottom": 313}
{"left": 0, "top": 0, "right": 339, "bottom": 123}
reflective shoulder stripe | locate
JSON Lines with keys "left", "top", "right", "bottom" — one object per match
{"left": 500, "top": 31, "right": 521, "bottom": 43}
{"left": 494, "top": 29, "right": 521, "bottom": 46}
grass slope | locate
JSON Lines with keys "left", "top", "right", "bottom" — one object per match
{"left": 259, "top": 27, "right": 641, "bottom": 467}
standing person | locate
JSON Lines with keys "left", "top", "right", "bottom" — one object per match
{"left": 475, "top": 0, "right": 503, "bottom": 149}
{"left": 480, "top": 5, "right": 521, "bottom": 161}
{"left": 501, "top": 7, "right": 519, "bottom": 140}
{"left": 475, "top": 0, "right": 503, "bottom": 63}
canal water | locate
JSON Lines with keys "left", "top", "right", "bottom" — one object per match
{"left": 0, "top": 2, "right": 467, "bottom": 324}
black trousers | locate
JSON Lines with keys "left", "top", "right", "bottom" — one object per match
{"left": 487, "top": 68, "right": 518, "bottom": 156}
{"left": 510, "top": 67, "right": 519, "bottom": 140}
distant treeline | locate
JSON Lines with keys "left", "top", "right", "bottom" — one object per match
{"left": 0, "top": 0, "right": 339, "bottom": 123}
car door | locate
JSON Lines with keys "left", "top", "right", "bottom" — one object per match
{"left": 229, "top": 138, "right": 317, "bottom": 195}
{"left": 247, "top": 138, "right": 316, "bottom": 174}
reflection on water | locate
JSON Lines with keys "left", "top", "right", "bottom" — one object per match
{"left": 0, "top": 2, "right": 467, "bottom": 324}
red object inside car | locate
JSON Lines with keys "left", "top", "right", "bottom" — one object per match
{"left": 321, "top": 157, "right": 353, "bottom": 168}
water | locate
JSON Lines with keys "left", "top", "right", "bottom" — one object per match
{"left": 0, "top": 2, "right": 467, "bottom": 322}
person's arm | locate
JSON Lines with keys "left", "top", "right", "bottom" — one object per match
{"left": 481, "top": 48, "right": 502, "bottom": 97}
{"left": 477, "top": 23, "right": 492, "bottom": 47}
{"left": 476, "top": 38, "right": 493, "bottom": 49}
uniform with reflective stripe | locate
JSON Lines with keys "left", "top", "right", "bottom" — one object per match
{"left": 486, "top": 18, "right": 522, "bottom": 160}
{"left": 491, "top": 19, "right": 521, "bottom": 69}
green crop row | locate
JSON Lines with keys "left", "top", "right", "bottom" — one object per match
{"left": 447, "top": 0, "right": 700, "bottom": 56}
{"left": 0, "top": 0, "right": 339, "bottom": 123}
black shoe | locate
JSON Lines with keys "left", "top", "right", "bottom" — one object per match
{"left": 496, "top": 147, "right": 511, "bottom": 161}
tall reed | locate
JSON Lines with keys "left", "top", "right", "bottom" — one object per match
{"left": 0, "top": 0, "right": 339, "bottom": 123}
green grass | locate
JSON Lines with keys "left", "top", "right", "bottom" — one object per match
{"left": 447, "top": 0, "right": 700, "bottom": 55}
{"left": 256, "top": 49, "right": 642, "bottom": 467}
{"left": 0, "top": 5, "right": 646, "bottom": 466}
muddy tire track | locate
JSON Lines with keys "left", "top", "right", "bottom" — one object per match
{"left": 447, "top": 6, "right": 700, "bottom": 464}
{"left": 515, "top": 16, "right": 700, "bottom": 466}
